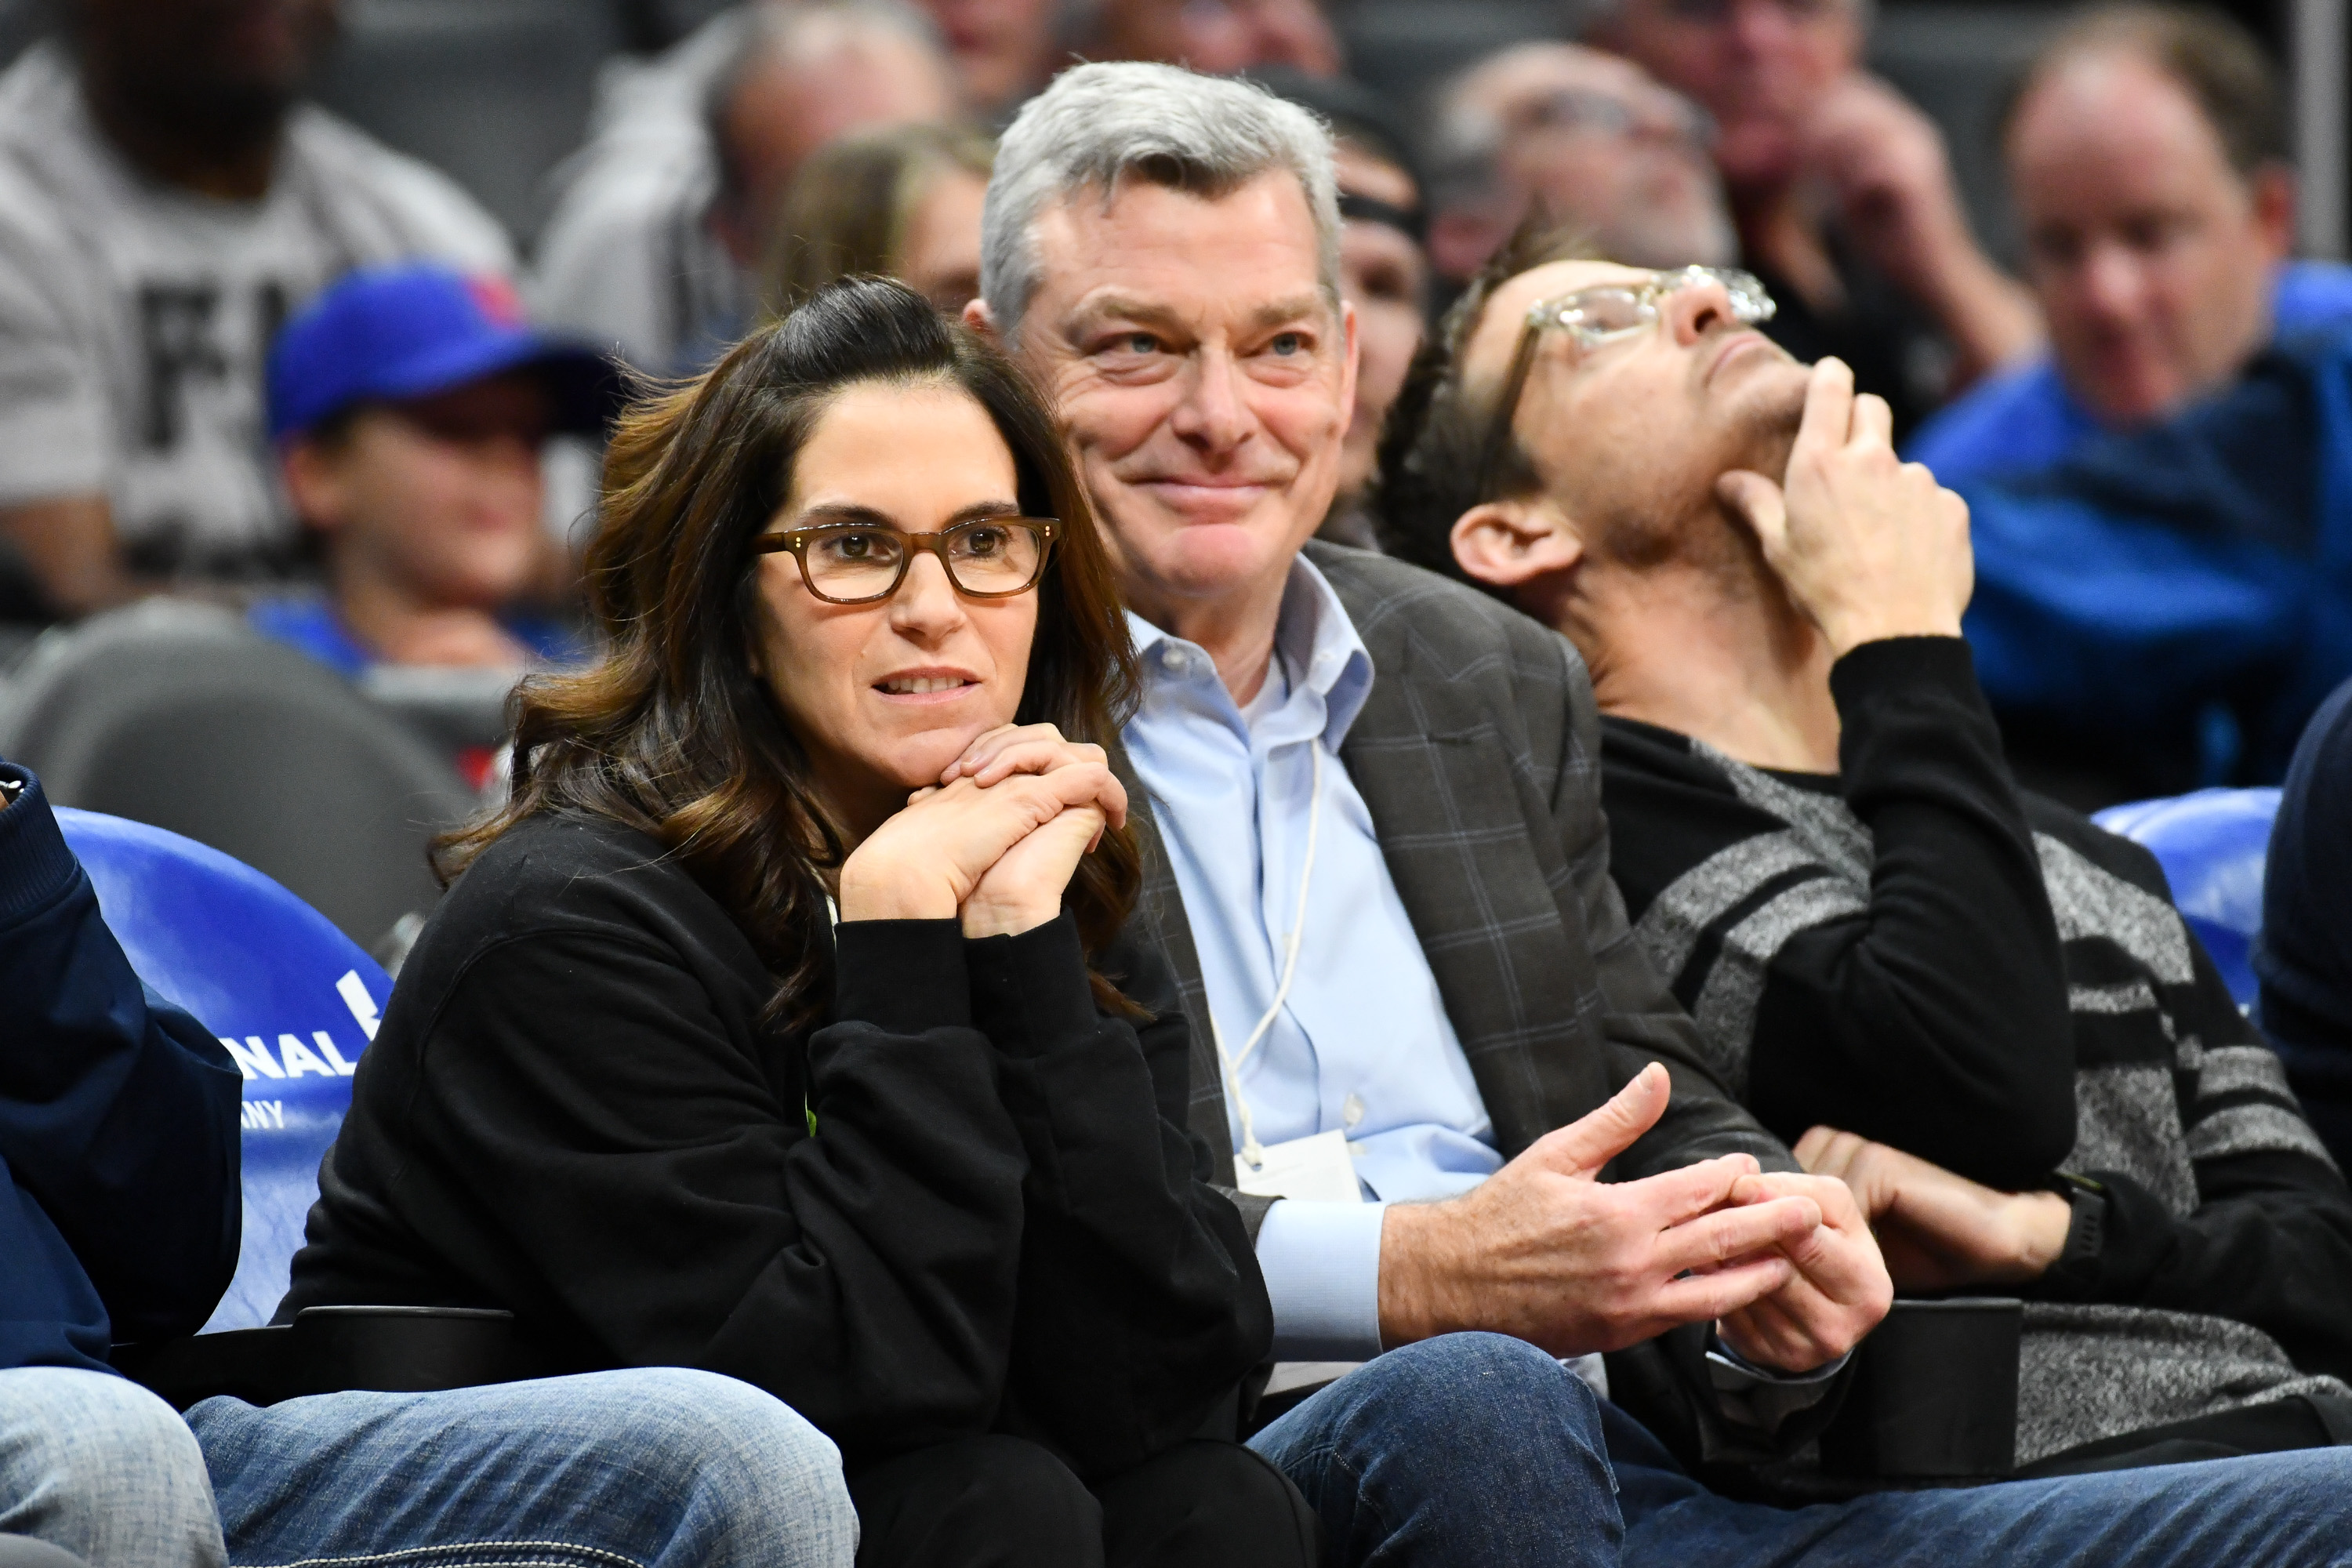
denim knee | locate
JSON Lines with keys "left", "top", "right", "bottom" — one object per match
{"left": 1250, "top": 1334, "right": 1621, "bottom": 1568}
{"left": 194, "top": 1367, "right": 856, "bottom": 1568}
{"left": 0, "top": 1367, "right": 223, "bottom": 1568}
{"left": 1313, "top": 1333, "right": 1606, "bottom": 1454}
{"left": 559, "top": 1368, "right": 858, "bottom": 1559}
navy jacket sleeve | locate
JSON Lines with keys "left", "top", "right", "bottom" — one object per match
{"left": 2257, "top": 677, "right": 2352, "bottom": 1171}
{"left": 0, "top": 764, "right": 243, "bottom": 1369}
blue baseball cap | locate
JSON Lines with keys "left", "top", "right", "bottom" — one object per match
{"left": 267, "top": 263, "right": 622, "bottom": 442}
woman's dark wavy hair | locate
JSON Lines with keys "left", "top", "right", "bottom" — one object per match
{"left": 439, "top": 277, "right": 1143, "bottom": 1026}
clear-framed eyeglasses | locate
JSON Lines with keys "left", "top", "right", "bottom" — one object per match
{"left": 1512, "top": 86, "right": 1717, "bottom": 153}
{"left": 753, "top": 516, "right": 1058, "bottom": 605}
{"left": 1473, "top": 266, "right": 1776, "bottom": 503}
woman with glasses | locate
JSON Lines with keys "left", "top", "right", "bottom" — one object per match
{"left": 275, "top": 278, "right": 1312, "bottom": 1568}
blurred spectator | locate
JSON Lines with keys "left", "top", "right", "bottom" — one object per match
{"left": 532, "top": 0, "right": 959, "bottom": 377}
{"left": 913, "top": 0, "right": 1062, "bottom": 115}
{"left": 1425, "top": 43, "right": 1735, "bottom": 289}
{"left": 1909, "top": 5, "right": 2352, "bottom": 488}
{"left": 251, "top": 265, "right": 610, "bottom": 679}
{"left": 0, "top": 0, "right": 512, "bottom": 619}
{"left": 1591, "top": 0, "right": 2038, "bottom": 438}
{"left": 2259, "top": 677, "right": 2352, "bottom": 1172}
{"left": 761, "top": 123, "right": 993, "bottom": 316}
{"left": 0, "top": 760, "right": 243, "bottom": 1568}
{"left": 1955, "top": 306, "right": 2352, "bottom": 800}
{"left": 1919, "top": 9, "right": 2352, "bottom": 799}
{"left": 1255, "top": 70, "right": 1429, "bottom": 549}
{"left": 1082, "top": 0, "right": 1341, "bottom": 78}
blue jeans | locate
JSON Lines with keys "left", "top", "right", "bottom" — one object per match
{"left": 0, "top": 1367, "right": 223, "bottom": 1568}
{"left": 1250, "top": 1332, "right": 2352, "bottom": 1568}
{"left": 191, "top": 1367, "right": 858, "bottom": 1568}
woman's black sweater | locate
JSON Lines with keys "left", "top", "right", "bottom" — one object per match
{"left": 281, "top": 809, "right": 1271, "bottom": 1475}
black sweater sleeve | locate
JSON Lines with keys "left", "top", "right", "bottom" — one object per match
{"left": 973, "top": 913, "right": 1269, "bottom": 1476}
{"left": 2041, "top": 1149, "right": 2352, "bottom": 1382}
{"left": 2033, "top": 926, "right": 2352, "bottom": 1381}
{"left": 359, "top": 912, "right": 1033, "bottom": 1467}
{"left": 1743, "top": 638, "right": 2078, "bottom": 1185}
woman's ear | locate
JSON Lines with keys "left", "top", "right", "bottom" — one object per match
{"left": 1450, "top": 498, "right": 1584, "bottom": 592}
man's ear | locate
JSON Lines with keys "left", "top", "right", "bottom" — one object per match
{"left": 962, "top": 296, "right": 1001, "bottom": 344}
{"left": 279, "top": 437, "right": 349, "bottom": 537}
{"left": 2249, "top": 163, "right": 2298, "bottom": 267}
{"left": 1450, "top": 497, "right": 1583, "bottom": 591}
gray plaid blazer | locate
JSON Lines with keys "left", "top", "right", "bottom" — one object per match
{"left": 1127, "top": 543, "right": 1791, "bottom": 1238}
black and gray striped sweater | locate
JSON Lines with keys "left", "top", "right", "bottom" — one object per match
{"left": 1599, "top": 637, "right": 2352, "bottom": 1465}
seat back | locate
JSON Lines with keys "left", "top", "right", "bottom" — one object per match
{"left": 0, "top": 601, "right": 474, "bottom": 953}
{"left": 2091, "top": 787, "right": 2284, "bottom": 1006}
{"left": 56, "top": 809, "right": 389, "bottom": 1334}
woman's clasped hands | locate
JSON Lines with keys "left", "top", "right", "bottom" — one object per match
{"left": 837, "top": 722, "right": 1127, "bottom": 938}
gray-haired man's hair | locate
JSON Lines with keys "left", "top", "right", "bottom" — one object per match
{"left": 980, "top": 61, "right": 1342, "bottom": 343}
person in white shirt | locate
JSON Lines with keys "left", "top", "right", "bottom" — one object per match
{"left": 0, "top": 0, "right": 512, "bottom": 615}
{"left": 530, "top": 0, "right": 959, "bottom": 381}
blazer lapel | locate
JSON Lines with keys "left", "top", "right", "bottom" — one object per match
{"left": 1325, "top": 561, "right": 1613, "bottom": 1158}
{"left": 1112, "top": 740, "right": 1240, "bottom": 1184}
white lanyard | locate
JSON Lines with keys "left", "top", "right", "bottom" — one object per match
{"left": 1212, "top": 740, "right": 1324, "bottom": 1174}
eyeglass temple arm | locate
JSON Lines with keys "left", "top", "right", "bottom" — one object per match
{"left": 1472, "top": 323, "right": 1552, "bottom": 505}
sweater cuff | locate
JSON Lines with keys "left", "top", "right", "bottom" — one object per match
{"left": 832, "top": 918, "right": 971, "bottom": 1033}
{"left": 1828, "top": 635, "right": 1980, "bottom": 717}
{"left": 965, "top": 909, "right": 1098, "bottom": 1057}
{"left": 2033, "top": 1171, "right": 2165, "bottom": 1302}
{"left": 0, "top": 764, "right": 83, "bottom": 931}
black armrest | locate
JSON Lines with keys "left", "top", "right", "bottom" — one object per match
{"left": 115, "top": 1305, "right": 523, "bottom": 1411}
{"left": 1819, "top": 1297, "right": 2022, "bottom": 1481}
{"left": 112, "top": 1325, "right": 296, "bottom": 1411}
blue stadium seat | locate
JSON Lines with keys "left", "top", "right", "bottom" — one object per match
{"left": 2092, "top": 787, "right": 2284, "bottom": 1007}
{"left": 56, "top": 808, "right": 387, "bottom": 1334}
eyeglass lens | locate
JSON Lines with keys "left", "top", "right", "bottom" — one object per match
{"left": 802, "top": 520, "right": 1045, "bottom": 599}
{"left": 1545, "top": 270, "right": 1773, "bottom": 345}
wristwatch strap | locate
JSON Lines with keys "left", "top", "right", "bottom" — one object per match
{"left": 2049, "top": 1171, "right": 2107, "bottom": 1272}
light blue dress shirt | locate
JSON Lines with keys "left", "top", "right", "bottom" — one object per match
{"left": 1123, "top": 557, "right": 1502, "bottom": 1359}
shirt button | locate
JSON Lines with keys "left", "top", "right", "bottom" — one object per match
{"left": 1342, "top": 1092, "right": 1365, "bottom": 1129}
{"left": 1159, "top": 645, "right": 1187, "bottom": 673}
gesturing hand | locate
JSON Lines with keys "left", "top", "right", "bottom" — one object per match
{"left": 839, "top": 730, "right": 1124, "bottom": 933}
{"left": 1715, "top": 358, "right": 1973, "bottom": 659}
{"left": 1796, "top": 1126, "right": 2071, "bottom": 1292}
{"left": 1377, "top": 1063, "right": 1831, "bottom": 1356}
{"left": 1802, "top": 75, "right": 1973, "bottom": 305}
{"left": 1714, "top": 1168, "right": 1893, "bottom": 1374}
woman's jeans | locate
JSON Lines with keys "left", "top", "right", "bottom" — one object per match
{"left": 191, "top": 1367, "right": 858, "bottom": 1568}
{"left": 1249, "top": 1332, "right": 2352, "bottom": 1568}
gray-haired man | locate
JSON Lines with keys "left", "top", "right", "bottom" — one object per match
{"left": 960, "top": 60, "right": 2352, "bottom": 1567}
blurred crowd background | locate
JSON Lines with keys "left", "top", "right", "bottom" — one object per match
{"left": 0, "top": 0, "right": 2343, "bottom": 964}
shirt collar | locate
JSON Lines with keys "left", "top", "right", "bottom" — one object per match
{"left": 1126, "top": 554, "right": 1377, "bottom": 750}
